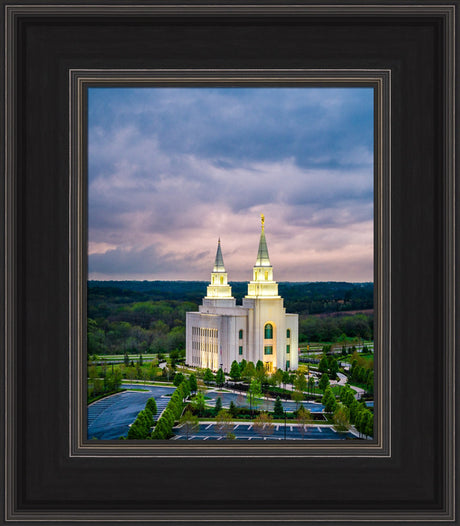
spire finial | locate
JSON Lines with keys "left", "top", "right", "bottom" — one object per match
{"left": 261, "top": 213, "right": 265, "bottom": 230}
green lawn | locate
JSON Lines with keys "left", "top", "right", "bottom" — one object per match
{"left": 341, "top": 353, "right": 374, "bottom": 364}
{"left": 89, "top": 353, "right": 161, "bottom": 361}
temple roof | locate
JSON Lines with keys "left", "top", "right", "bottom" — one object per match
{"left": 212, "top": 238, "right": 226, "bottom": 272}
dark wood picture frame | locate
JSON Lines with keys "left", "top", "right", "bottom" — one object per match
{"left": 1, "top": 2, "right": 458, "bottom": 524}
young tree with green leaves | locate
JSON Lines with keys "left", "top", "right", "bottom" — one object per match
{"left": 124, "top": 351, "right": 130, "bottom": 367}
{"left": 322, "top": 386, "right": 337, "bottom": 413}
{"left": 294, "top": 373, "right": 307, "bottom": 393}
{"left": 203, "top": 368, "right": 214, "bottom": 385}
{"left": 216, "top": 368, "right": 225, "bottom": 387}
{"left": 273, "top": 368, "right": 284, "bottom": 389}
{"left": 296, "top": 405, "right": 311, "bottom": 438}
{"left": 318, "top": 373, "right": 330, "bottom": 392}
{"left": 282, "top": 370, "right": 290, "bottom": 389}
{"left": 241, "top": 361, "right": 256, "bottom": 383}
{"left": 188, "top": 373, "right": 198, "bottom": 394}
{"left": 273, "top": 396, "right": 284, "bottom": 418}
{"left": 179, "top": 409, "right": 199, "bottom": 440}
{"left": 193, "top": 391, "right": 206, "bottom": 414}
{"left": 214, "top": 396, "right": 223, "bottom": 415}
{"left": 328, "top": 357, "right": 339, "bottom": 379}
{"left": 216, "top": 409, "right": 234, "bottom": 439}
{"left": 248, "top": 378, "right": 262, "bottom": 415}
{"left": 146, "top": 397, "right": 157, "bottom": 416}
{"left": 318, "top": 355, "right": 329, "bottom": 374}
{"left": 333, "top": 403, "right": 350, "bottom": 432}
{"left": 173, "top": 372, "right": 185, "bottom": 386}
{"left": 229, "top": 400, "right": 238, "bottom": 418}
{"left": 292, "top": 389, "right": 304, "bottom": 409}
{"left": 229, "top": 360, "right": 241, "bottom": 381}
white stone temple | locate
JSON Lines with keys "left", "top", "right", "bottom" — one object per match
{"left": 185, "top": 216, "right": 298, "bottom": 373}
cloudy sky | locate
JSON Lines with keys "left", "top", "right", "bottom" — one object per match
{"left": 88, "top": 87, "right": 373, "bottom": 282}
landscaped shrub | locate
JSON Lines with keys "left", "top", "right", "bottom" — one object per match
{"left": 151, "top": 380, "right": 189, "bottom": 440}
{"left": 146, "top": 397, "right": 157, "bottom": 416}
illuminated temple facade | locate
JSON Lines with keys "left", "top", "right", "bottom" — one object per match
{"left": 185, "top": 217, "right": 298, "bottom": 373}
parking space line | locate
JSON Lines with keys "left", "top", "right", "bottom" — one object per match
{"left": 234, "top": 424, "right": 240, "bottom": 430}
{"left": 205, "top": 423, "right": 213, "bottom": 430}
{"left": 317, "top": 427, "right": 322, "bottom": 432}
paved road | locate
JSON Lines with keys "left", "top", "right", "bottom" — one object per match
{"left": 172, "top": 422, "right": 356, "bottom": 440}
{"left": 88, "top": 384, "right": 174, "bottom": 440}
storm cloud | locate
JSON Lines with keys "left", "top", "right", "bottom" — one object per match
{"left": 88, "top": 87, "right": 374, "bottom": 282}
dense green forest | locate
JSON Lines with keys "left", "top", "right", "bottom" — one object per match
{"left": 87, "top": 281, "right": 373, "bottom": 356}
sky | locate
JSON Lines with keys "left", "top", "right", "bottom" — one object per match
{"left": 88, "top": 87, "right": 374, "bottom": 282}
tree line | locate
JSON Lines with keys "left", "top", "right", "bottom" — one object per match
{"left": 88, "top": 281, "right": 373, "bottom": 356}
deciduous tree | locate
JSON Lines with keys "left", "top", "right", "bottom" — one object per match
{"left": 216, "top": 409, "right": 234, "bottom": 439}
{"left": 318, "top": 373, "right": 330, "bottom": 391}
{"left": 322, "top": 386, "right": 337, "bottom": 413}
{"left": 253, "top": 412, "right": 274, "bottom": 438}
{"left": 203, "top": 368, "right": 214, "bottom": 385}
{"left": 296, "top": 405, "right": 311, "bottom": 438}
{"left": 229, "top": 360, "right": 241, "bottom": 382}
{"left": 216, "top": 368, "right": 225, "bottom": 387}
{"left": 179, "top": 410, "right": 199, "bottom": 440}
{"left": 188, "top": 373, "right": 198, "bottom": 394}
{"left": 333, "top": 403, "right": 350, "bottom": 432}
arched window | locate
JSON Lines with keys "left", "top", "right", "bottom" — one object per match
{"left": 264, "top": 271, "right": 268, "bottom": 280}
{"left": 220, "top": 275, "right": 224, "bottom": 284}
{"left": 239, "top": 329, "right": 243, "bottom": 339}
{"left": 264, "top": 323, "right": 273, "bottom": 339}
{"left": 286, "top": 329, "right": 291, "bottom": 338}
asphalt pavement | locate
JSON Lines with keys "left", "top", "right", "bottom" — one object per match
{"left": 172, "top": 422, "right": 356, "bottom": 440}
{"left": 87, "top": 384, "right": 174, "bottom": 440}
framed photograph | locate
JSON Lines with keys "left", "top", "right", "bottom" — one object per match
{"left": 2, "top": 2, "right": 457, "bottom": 524}
{"left": 79, "top": 73, "right": 387, "bottom": 451}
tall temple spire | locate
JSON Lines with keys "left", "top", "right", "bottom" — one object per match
{"left": 213, "top": 237, "right": 226, "bottom": 272}
{"left": 255, "top": 213, "right": 271, "bottom": 267}
{"left": 246, "top": 214, "right": 280, "bottom": 298}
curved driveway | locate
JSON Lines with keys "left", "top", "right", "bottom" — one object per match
{"left": 88, "top": 384, "right": 175, "bottom": 440}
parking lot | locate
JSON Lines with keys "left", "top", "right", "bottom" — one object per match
{"left": 172, "top": 422, "right": 356, "bottom": 440}
{"left": 88, "top": 384, "right": 174, "bottom": 440}
{"left": 88, "top": 384, "right": 352, "bottom": 441}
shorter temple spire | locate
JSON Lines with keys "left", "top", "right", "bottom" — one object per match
{"left": 206, "top": 238, "right": 233, "bottom": 300}
{"left": 213, "top": 238, "right": 226, "bottom": 272}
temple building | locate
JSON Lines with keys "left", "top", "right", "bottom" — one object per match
{"left": 185, "top": 216, "right": 298, "bottom": 373}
